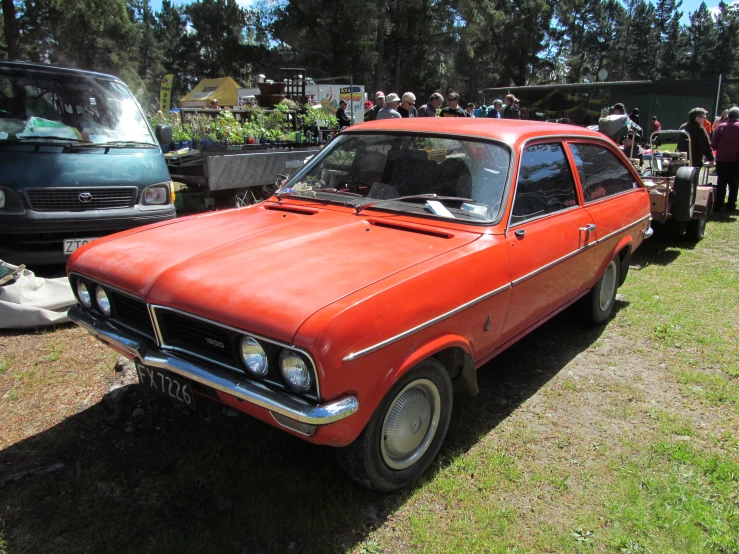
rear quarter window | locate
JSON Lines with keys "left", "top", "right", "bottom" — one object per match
{"left": 569, "top": 143, "right": 638, "bottom": 202}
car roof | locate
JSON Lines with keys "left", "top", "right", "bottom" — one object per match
{"left": 345, "top": 118, "right": 606, "bottom": 145}
{"left": 0, "top": 61, "right": 122, "bottom": 83}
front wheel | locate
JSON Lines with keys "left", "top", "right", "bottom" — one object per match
{"left": 336, "top": 359, "right": 452, "bottom": 491}
{"left": 584, "top": 257, "right": 620, "bottom": 324}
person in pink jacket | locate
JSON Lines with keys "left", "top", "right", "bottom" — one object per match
{"left": 711, "top": 106, "right": 739, "bottom": 212}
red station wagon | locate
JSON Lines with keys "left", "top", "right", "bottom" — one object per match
{"left": 68, "top": 119, "right": 652, "bottom": 491}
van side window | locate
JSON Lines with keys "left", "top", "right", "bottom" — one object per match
{"left": 511, "top": 143, "right": 577, "bottom": 225}
{"left": 569, "top": 143, "right": 637, "bottom": 202}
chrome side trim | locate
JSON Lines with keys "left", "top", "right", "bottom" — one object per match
{"left": 151, "top": 305, "right": 322, "bottom": 400}
{"left": 69, "top": 306, "right": 357, "bottom": 426}
{"left": 511, "top": 242, "right": 596, "bottom": 286}
{"left": 342, "top": 283, "right": 511, "bottom": 362}
{"left": 595, "top": 215, "right": 651, "bottom": 244}
{"left": 644, "top": 226, "right": 654, "bottom": 239}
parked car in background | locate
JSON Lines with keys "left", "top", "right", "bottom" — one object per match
{"left": 68, "top": 119, "right": 652, "bottom": 491}
{"left": 0, "top": 61, "right": 175, "bottom": 265}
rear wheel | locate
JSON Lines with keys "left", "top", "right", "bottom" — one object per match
{"left": 337, "top": 359, "right": 452, "bottom": 491}
{"left": 685, "top": 215, "right": 707, "bottom": 241}
{"left": 584, "top": 257, "right": 620, "bottom": 324}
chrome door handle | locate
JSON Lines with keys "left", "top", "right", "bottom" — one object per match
{"left": 579, "top": 223, "right": 596, "bottom": 248}
{"left": 579, "top": 224, "right": 596, "bottom": 233}
{"left": 514, "top": 229, "right": 526, "bottom": 238}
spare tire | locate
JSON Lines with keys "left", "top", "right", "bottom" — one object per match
{"left": 672, "top": 167, "right": 699, "bottom": 222}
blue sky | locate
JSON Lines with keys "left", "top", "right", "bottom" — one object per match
{"left": 148, "top": 0, "right": 728, "bottom": 25}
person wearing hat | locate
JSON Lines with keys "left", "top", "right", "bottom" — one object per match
{"left": 208, "top": 98, "right": 220, "bottom": 110}
{"left": 610, "top": 103, "right": 626, "bottom": 115}
{"left": 439, "top": 92, "right": 467, "bottom": 117}
{"left": 365, "top": 91, "right": 386, "bottom": 121}
{"left": 502, "top": 94, "right": 520, "bottom": 119}
{"left": 377, "top": 93, "right": 402, "bottom": 119}
{"left": 487, "top": 99, "right": 503, "bottom": 118}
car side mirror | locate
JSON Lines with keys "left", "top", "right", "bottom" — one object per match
{"left": 155, "top": 124, "right": 172, "bottom": 145}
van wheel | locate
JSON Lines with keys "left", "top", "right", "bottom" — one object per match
{"left": 585, "top": 258, "right": 620, "bottom": 324}
{"left": 336, "top": 359, "right": 452, "bottom": 491}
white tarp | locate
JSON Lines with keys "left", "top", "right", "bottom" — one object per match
{"left": 0, "top": 262, "right": 75, "bottom": 329}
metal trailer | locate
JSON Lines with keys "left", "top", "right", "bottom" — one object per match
{"left": 639, "top": 129, "right": 714, "bottom": 241}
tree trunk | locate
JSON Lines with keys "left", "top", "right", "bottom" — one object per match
{"left": 2, "top": 0, "right": 20, "bottom": 59}
{"left": 375, "top": 0, "right": 386, "bottom": 92}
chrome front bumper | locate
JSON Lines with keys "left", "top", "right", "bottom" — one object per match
{"left": 69, "top": 305, "right": 359, "bottom": 426}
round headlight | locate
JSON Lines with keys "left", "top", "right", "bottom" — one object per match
{"left": 95, "top": 285, "right": 111, "bottom": 316}
{"left": 76, "top": 281, "right": 92, "bottom": 308}
{"left": 279, "top": 350, "right": 311, "bottom": 393}
{"left": 240, "top": 336, "right": 268, "bottom": 377}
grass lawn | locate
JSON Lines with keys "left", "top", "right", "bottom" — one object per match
{"left": 1, "top": 213, "right": 737, "bottom": 553}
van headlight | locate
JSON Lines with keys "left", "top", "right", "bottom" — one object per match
{"left": 76, "top": 281, "right": 92, "bottom": 308}
{"left": 240, "top": 336, "right": 268, "bottom": 377}
{"left": 279, "top": 350, "right": 312, "bottom": 393}
{"left": 142, "top": 184, "right": 169, "bottom": 205}
{"left": 95, "top": 285, "right": 111, "bottom": 316}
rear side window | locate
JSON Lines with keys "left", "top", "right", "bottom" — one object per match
{"left": 569, "top": 143, "right": 637, "bottom": 202}
{"left": 511, "top": 143, "right": 577, "bottom": 225}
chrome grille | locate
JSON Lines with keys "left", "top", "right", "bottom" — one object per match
{"left": 26, "top": 187, "right": 138, "bottom": 211}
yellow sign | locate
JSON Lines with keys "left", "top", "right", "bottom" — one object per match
{"left": 159, "top": 74, "right": 174, "bottom": 113}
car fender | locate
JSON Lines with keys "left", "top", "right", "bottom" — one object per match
{"left": 597, "top": 233, "right": 633, "bottom": 283}
{"left": 374, "top": 333, "right": 474, "bottom": 403}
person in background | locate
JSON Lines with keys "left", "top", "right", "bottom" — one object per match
{"left": 336, "top": 99, "right": 351, "bottom": 128}
{"left": 465, "top": 103, "right": 476, "bottom": 117}
{"left": 611, "top": 102, "right": 626, "bottom": 115}
{"left": 701, "top": 108, "right": 713, "bottom": 137}
{"left": 711, "top": 106, "right": 739, "bottom": 212}
{"left": 364, "top": 100, "right": 374, "bottom": 112}
{"left": 487, "top": 99, "right": 503, "bottom": 118}
{"left": 502, "top": 94, "right": 521, "bottom": 119}
{"left": 713, "top": 109, "right": 729, "bottom": 132}
{"left": 440, "top": 92, "right": 467, "bottom": 117}
{"left": 621, "top": 132, "right": 644, "bottom": 162}
{"left": 397, "top": 92, "right": 418, "bottom": 118}
{"left": 365, "top": 91, "right": 386, "bottom": 121}
{"left": 677, "top": 107, "right": 715, "bottom": 168}
{"left": 629, "top": 108, "right": 640, "bottom": 125}
{"left": 417, "top": 92, "right": 443, "bottom": 117}
{"left": 208, "top": 98, "right": 220, "bottom": 110}
{"left": 650, "top": 115, "right": 662, "bottom": 147}
{"left": 377, "top": 93, "right": 402, "bottom": 119}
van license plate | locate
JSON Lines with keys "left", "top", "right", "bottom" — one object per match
{"left": 63, "top": 238, "right": 97, "bottom": 254}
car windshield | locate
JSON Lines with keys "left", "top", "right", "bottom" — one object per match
{"left": 0, "top": 67, "right": 156, "bottom": 145}
{"left": 280, "top": 133, "right": 511, "bottom": 223}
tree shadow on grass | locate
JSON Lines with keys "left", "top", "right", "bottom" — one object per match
{"left": 0, "top": 304, "right": 623, "bottom": 554}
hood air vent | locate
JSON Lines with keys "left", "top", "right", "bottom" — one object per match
{"left": 264, "top": 205, "right": 317, "bottom": 216}
{"left": 371, "top": 221, "right": 453, "bottom": 239}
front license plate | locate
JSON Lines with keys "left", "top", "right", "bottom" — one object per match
{"left": 63, "top": 238, "right": 97, "bottom": 254}
{"left": 135, "top": 362, "right": 196, "bottom": 408}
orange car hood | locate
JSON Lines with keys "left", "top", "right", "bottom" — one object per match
{"left": 70, "top": 203, "right": 482, "bottom": 342}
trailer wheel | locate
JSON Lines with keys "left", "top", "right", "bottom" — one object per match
{"left": 685, "top": 215, "right": 707, "bottom": 241}
{"left": 672, "top": 167, "right": 698, "bottom": 222}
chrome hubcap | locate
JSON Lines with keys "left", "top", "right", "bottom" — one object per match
{"left": 599, "top": 260, "right": 617, "bottom": 312}
{"left": 381, "top": 379, "right": 441, "bottom": 470}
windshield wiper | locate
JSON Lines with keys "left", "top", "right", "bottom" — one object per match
{"left": 11, "top": 136, "right": 90, "bottom": 143}
{"left": 91, "top": 140, "right": 157, "bottom": 148}
{"left": 353, "top": 194, "right": 475, "bottom": 215}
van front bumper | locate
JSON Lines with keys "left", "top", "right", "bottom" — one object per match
{"left": 68, "top": 305, "right": 359, "bottom": 430}
{"left": 0, "top": 207, "right": 176, "bottom": 265}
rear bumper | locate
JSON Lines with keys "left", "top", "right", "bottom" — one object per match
{"left": 0, "top": 208, "right": 175, "bottom": 265}
{"left": 68, "top": 305, "right": 359, "bottom": 430}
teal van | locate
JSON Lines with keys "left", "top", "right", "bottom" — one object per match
{"left": 0, "top": 61, "right": 175, "bottom": 265}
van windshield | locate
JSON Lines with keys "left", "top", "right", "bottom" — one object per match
{"left": 0, "top": 67, "right": 156, "bottom": 145}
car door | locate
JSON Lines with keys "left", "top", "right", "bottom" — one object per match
{"left": 566, "top": 141, "right": 648, "bottom": 259}
{"left": 500, "top": 142, "right": 598, "bottom": 342}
